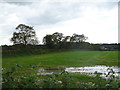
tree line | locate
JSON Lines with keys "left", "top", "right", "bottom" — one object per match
{"left": 1, "top": 24, "right": 119, "bottom": 57}
{"left": 10, "top": 24, "right": 92, "bottom": 49}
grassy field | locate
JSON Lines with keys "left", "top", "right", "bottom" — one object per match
{"left": 3, "top": 51, "right": 119, "bottom": 70}
{"left": 2, "top": 50, "right": 120, "bottom": 88}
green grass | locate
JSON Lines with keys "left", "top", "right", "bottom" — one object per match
{"left": 3, "top": 51, "right": 119, "bottom": 71}
{"left": 2, "top": 51, "right": 120, "bottom": 88}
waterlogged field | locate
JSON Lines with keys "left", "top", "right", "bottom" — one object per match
{"left": 2, "top": 51, "right": 120, "bottom": 88}
{"left": 3, "top": 51, "right": 119, "bottom": 70}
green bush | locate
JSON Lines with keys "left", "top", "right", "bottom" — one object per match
{"left": 2, "top": 65, "right": 120, "bottom": 89}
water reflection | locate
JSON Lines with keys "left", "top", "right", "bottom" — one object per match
{"left": 37, "top": 65, "right": 120, "bottom": 78}
{"left": 65, "top": 65, "right": 120, "bottom": 78}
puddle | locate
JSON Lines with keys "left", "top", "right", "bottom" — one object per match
{"left": 37, "top": 68, "right": 61, "bottom": 75}
{"left": 37, "top": 65, "right": 120, "bottom": 78}
{"left": 65, "top": 65, "right": 120, "bottom": 78}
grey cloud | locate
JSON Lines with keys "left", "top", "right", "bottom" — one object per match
{"left": 0, "top": 1, "right": 118, "bottom": 45}
{"left": 27, "top": 2, "right": 117, "bottom": 26}
{"left": 6, "top": 2, "right": 33, "bottom": 6}
{"left": 26, "top": 2, "right": 83, "bottom": 25}
{"left": 27, "top": 14, "right": 61, "bottom": 25}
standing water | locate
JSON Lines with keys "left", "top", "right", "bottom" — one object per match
{"left": 37, "top": 65, "right": 120, "bottom": 78}
{"left": 65, "top": 65, "right": 120, "bottom": 78}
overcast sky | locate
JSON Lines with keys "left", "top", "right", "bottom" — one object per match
{"left": 0, "top": 0, "right": 119, "bottom": 45}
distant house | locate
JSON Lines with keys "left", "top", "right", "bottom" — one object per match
{"left": 100, "top": 43, "right": 118, "bottom": 51}
{"left": 100, "top": 46, "right": 108, "bottom": 50}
